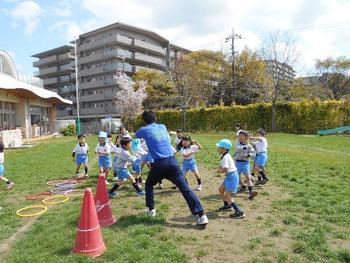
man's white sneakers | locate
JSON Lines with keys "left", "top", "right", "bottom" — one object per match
{"left": 197, "top": 214, "right": 209, "bottom": 225}
{"left": 145, "top": 208, "right": 156, "bottom": 217}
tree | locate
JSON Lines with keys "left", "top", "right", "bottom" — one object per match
{"left": 184, "top": 50, "right": 227, "bottom": 106}
{"left": 169, "top": 59, "right": 195, "bottom": 131}
{"left": 260, "top": 31, "right": 298, "bottom": 131}
{"left": 316, "top": 56, "right": 350, "bottom": 100}
{"left": 133, "top": 69, "right": 176, "bottom": 109}
{"left": 113, "top": 73, "right": 147, "bottom": 129}
{"left": 234, "top": 47, "right": 269, "bottom": 104}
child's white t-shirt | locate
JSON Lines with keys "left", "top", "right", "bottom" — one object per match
{"left": 0, "top": 152, "right": 4, "bottom": 164}
{"left": 254, "top": 138, "right": 267, "bottom": 153}
{"left": 95, "top": 143, "right": 112, "bottom": 156}
{"left": 73, "top": 143, "right": 89, "bottom": 155}
{"left": 181, "top": 145, "right": 199, "bottom": 160}
{"left": 133, "top": 148, "right": 147, "bottom": 160}
{"left": 221, "top": 153, "right": 237, "bottom": 173}
{"left": 111, "top": 145, "right": 122, "bottom": 157}
{"left": 115, "top": 148, "right": 137, "bottom": 168}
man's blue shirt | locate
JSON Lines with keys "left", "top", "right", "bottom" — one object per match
{"left": 135, "top": 123, "right": 174, "bottom": 160}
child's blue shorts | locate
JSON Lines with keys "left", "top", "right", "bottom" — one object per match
{"left": 116, "top": 168, "right": 131, "bottom": 180}
{"left": 142, "top": 153, "right": 154, "bottom": 164}
{"left": 235, "top": 160, "right": 250, "bottom": 175}
{"left": 182, "top": 158, "right": 198, "bottom": 173}
{"left": 99, "top": 155, "right": 112, "bottom": 169}
{"left": 255, "top": 152, "right": 268, "bottom": 167}
{"left": 224, "top": 171, "right": 239, "bottom": 193}
{"left": 76, "top": 154, "right": 88, "bottom": 166}
{"left": 132, "top": 159, "right": 142, "bottom": 174}
{"left": 0, "top": 164, "right": 4, "bottom": 176}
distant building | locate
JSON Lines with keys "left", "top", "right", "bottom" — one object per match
{"left": 0, "top": 50, "right": 71, "bottom": 139}
{"left": 32, "top": 22, "right": 189, "bottom": 128}
{"left": 264, "top": 59, "right": 296, "bottom": 80}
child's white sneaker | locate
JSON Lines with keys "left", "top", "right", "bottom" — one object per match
{"left": 7, "top": 182, "right": 14, "bottom": 190}
{"left": 196, "top": 184, "right": 202, "bottom": 191}
{"left": 197, "top": 214, "right": 209, "bottom": 225}
{"left": 144, "top": 208, "right": 156, "bottom": 217}
{"left": 112, "top": 176, "right": 118, "bottom": 182}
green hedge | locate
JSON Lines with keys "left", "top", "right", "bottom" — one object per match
{"left": 130, "top": 100, "right": 350, "bottom": 134}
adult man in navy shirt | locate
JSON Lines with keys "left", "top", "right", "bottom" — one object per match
{"left": 136, "top": 111, "right": 209, "bottom": 225}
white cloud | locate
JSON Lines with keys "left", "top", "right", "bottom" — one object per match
{"left": 53, "top": 0, "right": 72, "bottom": 17}
{"left": 10, "top": 0, "right": 43, "bottom": 34}
{"left": 50, "top": 20, "right": 82, "bottom": 41}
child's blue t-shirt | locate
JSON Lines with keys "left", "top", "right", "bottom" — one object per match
{"left": 135, "top": 123, "right": 173, "bottom": 161}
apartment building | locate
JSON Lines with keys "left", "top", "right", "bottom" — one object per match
{"left": 264, "top": 59, "right": 296, "bottom": 81}
{"left": 32, "top": 22, "right": 189, "bottom": 124}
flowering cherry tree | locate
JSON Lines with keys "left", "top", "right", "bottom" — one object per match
{"left": 113, "top": 72, "right": 147, "bottom": 127}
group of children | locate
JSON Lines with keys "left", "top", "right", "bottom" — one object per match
{"left": 71, "top": 124, "right": 269, "bottom": 219}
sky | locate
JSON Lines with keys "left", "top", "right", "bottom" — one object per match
{"left": 0, "top": 0, "right": 350, "bottom": 76}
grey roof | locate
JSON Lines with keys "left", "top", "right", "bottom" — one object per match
{"left": 78, "top": 22, "right": 170, "bottom": 45}
{"left": 32, "top": 45, "right": 73, "bottom": 58}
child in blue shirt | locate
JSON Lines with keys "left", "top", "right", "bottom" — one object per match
{"left": 216, "top": 139, "right": 245, "bottom": 219}
{"left": 72, "top": 134, "right": 89, "bottom": 178}
{"left": 180, "top": 136, "right": 202, "bottom": 191}
{"left": 234, "top": 130, "right": 258, "bottom": 200}
{"left": 0, "top": 142, "right": 14, "bottom": 190}
{"left": 108, "top": 135, "right": 145, "bottom": 197}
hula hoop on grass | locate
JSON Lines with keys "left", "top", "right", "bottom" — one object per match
{"left": 42, "top": 195, "right": 69, "bottom": 205}
{"left": 26, "top": 192, "right": 52, "bottom": 200}
{"left": 47, "top": 179, "right": 68, "bottom": 186}
{"left": 16, "top": 205, "right": 47, "bottom": 217}
{"left": 64, "top": 189, "right": 84, "bottom": 197}
{"left": 50, "top": 187, "right": 71, "bottom": 195}
{"left": 56, "top": 182, "right": 77, "bottom": 190}
{"left": 67, "top": 178, "right": 87, "bottom": 184}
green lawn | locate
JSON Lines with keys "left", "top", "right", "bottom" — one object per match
{"left": 0, "top": 133, "right": 349, "bottom": 263}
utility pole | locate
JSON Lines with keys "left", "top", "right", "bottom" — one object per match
{"left": 74, "top": 38, "right": 81, "bottom": 135}
{"left": 226, "top": 28, "right": 241, "bottom": 104}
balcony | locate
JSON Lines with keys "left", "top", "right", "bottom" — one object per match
{"left": 43, "top": 77, "right": 58, "bottom": 85}
{"left": 80, "top": 80, "right": 114, "bottom": 89}
{"left": 33, "top": 55, "right": 57, "bottom": 67}
{"left": 57, "top": 109, "right": 73, "bottom": 117}
{"left": 79, "top": 93, "right": 108, "bottom": 102}
{"left": 59, "top": 86, "right": 75, "bottom": 94}
{"left": 134, "top": 53, "right": 166, "bottom": 67}
{"left": 79, "top": 66, "right": 105, "bottom": 77}
{"left": 134, "top": 39, "right": 166, "bottom": 55}
{"left": 78, "top": 35, "right": 133, "bottom": 52}
{"left": 81, "top": 106, "right": 115, "bottom": 115}
{"left": 58, "top": 53, "right": 75, "bottom": 62}
{"left": 103, "top": 63, "right": 134, "bottom": 73}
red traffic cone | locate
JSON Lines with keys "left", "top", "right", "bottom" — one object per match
{"left": 72, "top": 188, "right": 106, "bottom": 257}
{"left": 95, "top": 174, "right": 116, "bottom": 227}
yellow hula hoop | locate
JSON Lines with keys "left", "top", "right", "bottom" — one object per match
{"left": 42, "top": 195, "right": 69, "bottom": 205}
{"left": 16, "top": 205, "right": 48, "bottom": 217}
{"left": 64, "top": 189, "right": 84, "bottom": 197}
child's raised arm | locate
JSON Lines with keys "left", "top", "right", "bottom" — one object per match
{"left": 192, "top": 140, "right": 202, "bottom": 150}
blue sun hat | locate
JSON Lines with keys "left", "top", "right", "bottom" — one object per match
{"left": 98, "top": 131, "right": 107, "bottom": 138}
{"left": 216, "top": 139, "right": 233, "bottom": 150}
{"left": 132, "top": 138, "right": 141, "bottom": 152}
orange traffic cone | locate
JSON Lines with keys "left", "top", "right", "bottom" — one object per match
{"left": 95, "top": 175, "right": 116, "bottom": 227}
{"left": 72, "top": 188, "right": 106, "bottom": 257}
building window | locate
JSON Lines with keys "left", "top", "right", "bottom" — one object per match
{"left": 0, "top": 101, "right": 16, "bottom": 131}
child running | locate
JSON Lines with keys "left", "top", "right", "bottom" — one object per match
{"left": 108, "top": 135, "right": 145, "bottom": 197}
{"left": 216, "top": 139, "right": 245, "bottom": 218}
{"left": 131, "top": 138, "right": 148, "bottom": 186}
{"left": 72, "top": 134, "right": 89, "bottom": 178}
{"left": 235, "top": 130, "right": 258, "bottom": 200}
{"left": 251, "top": 128, "right": 269, "bottom": 185}
{"left": 180, "top": 136, "right": 203, "bottom": 191}
{"left": 95, "top": 131, "right": 112, "bottom": 184}
{"left": 175, "top": 129, "right": 183, "bottom": 152}
{"left": 0, "top": 142, "right": 14, "bottom": 189}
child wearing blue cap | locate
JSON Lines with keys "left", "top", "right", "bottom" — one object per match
{"left": 180, "top": 136, "right": 202, "bottom": 191}
{"left": 216, "top": 139, "right": 245, "bottom": 219}
{"left": 131, "top": 138, "right": 148, "bottom": 186}
{"left": 95, "top": 131, "right": 112, "bottom": 184}
{"left": 235, "top": 130, "right": 257, "bottom": 200}
{"left": 108, "top": 135, "right": 145, "bottom": 197}
{"left": 0, "top": 142, "right": 14, "bottom": 190}
{"left": 72, "top": 134, "right": 89, "bottom": 178}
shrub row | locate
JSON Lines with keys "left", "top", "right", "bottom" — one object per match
{"left": 130, "top": 100, "right": 350, "bottom": 134}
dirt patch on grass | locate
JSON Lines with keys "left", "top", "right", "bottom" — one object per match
{"left": 153, "top": 166, "right": 293, "bottom": 263}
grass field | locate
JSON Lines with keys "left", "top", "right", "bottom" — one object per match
{"left": 0, "top": 133, "right": 349, "bottom": 263}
